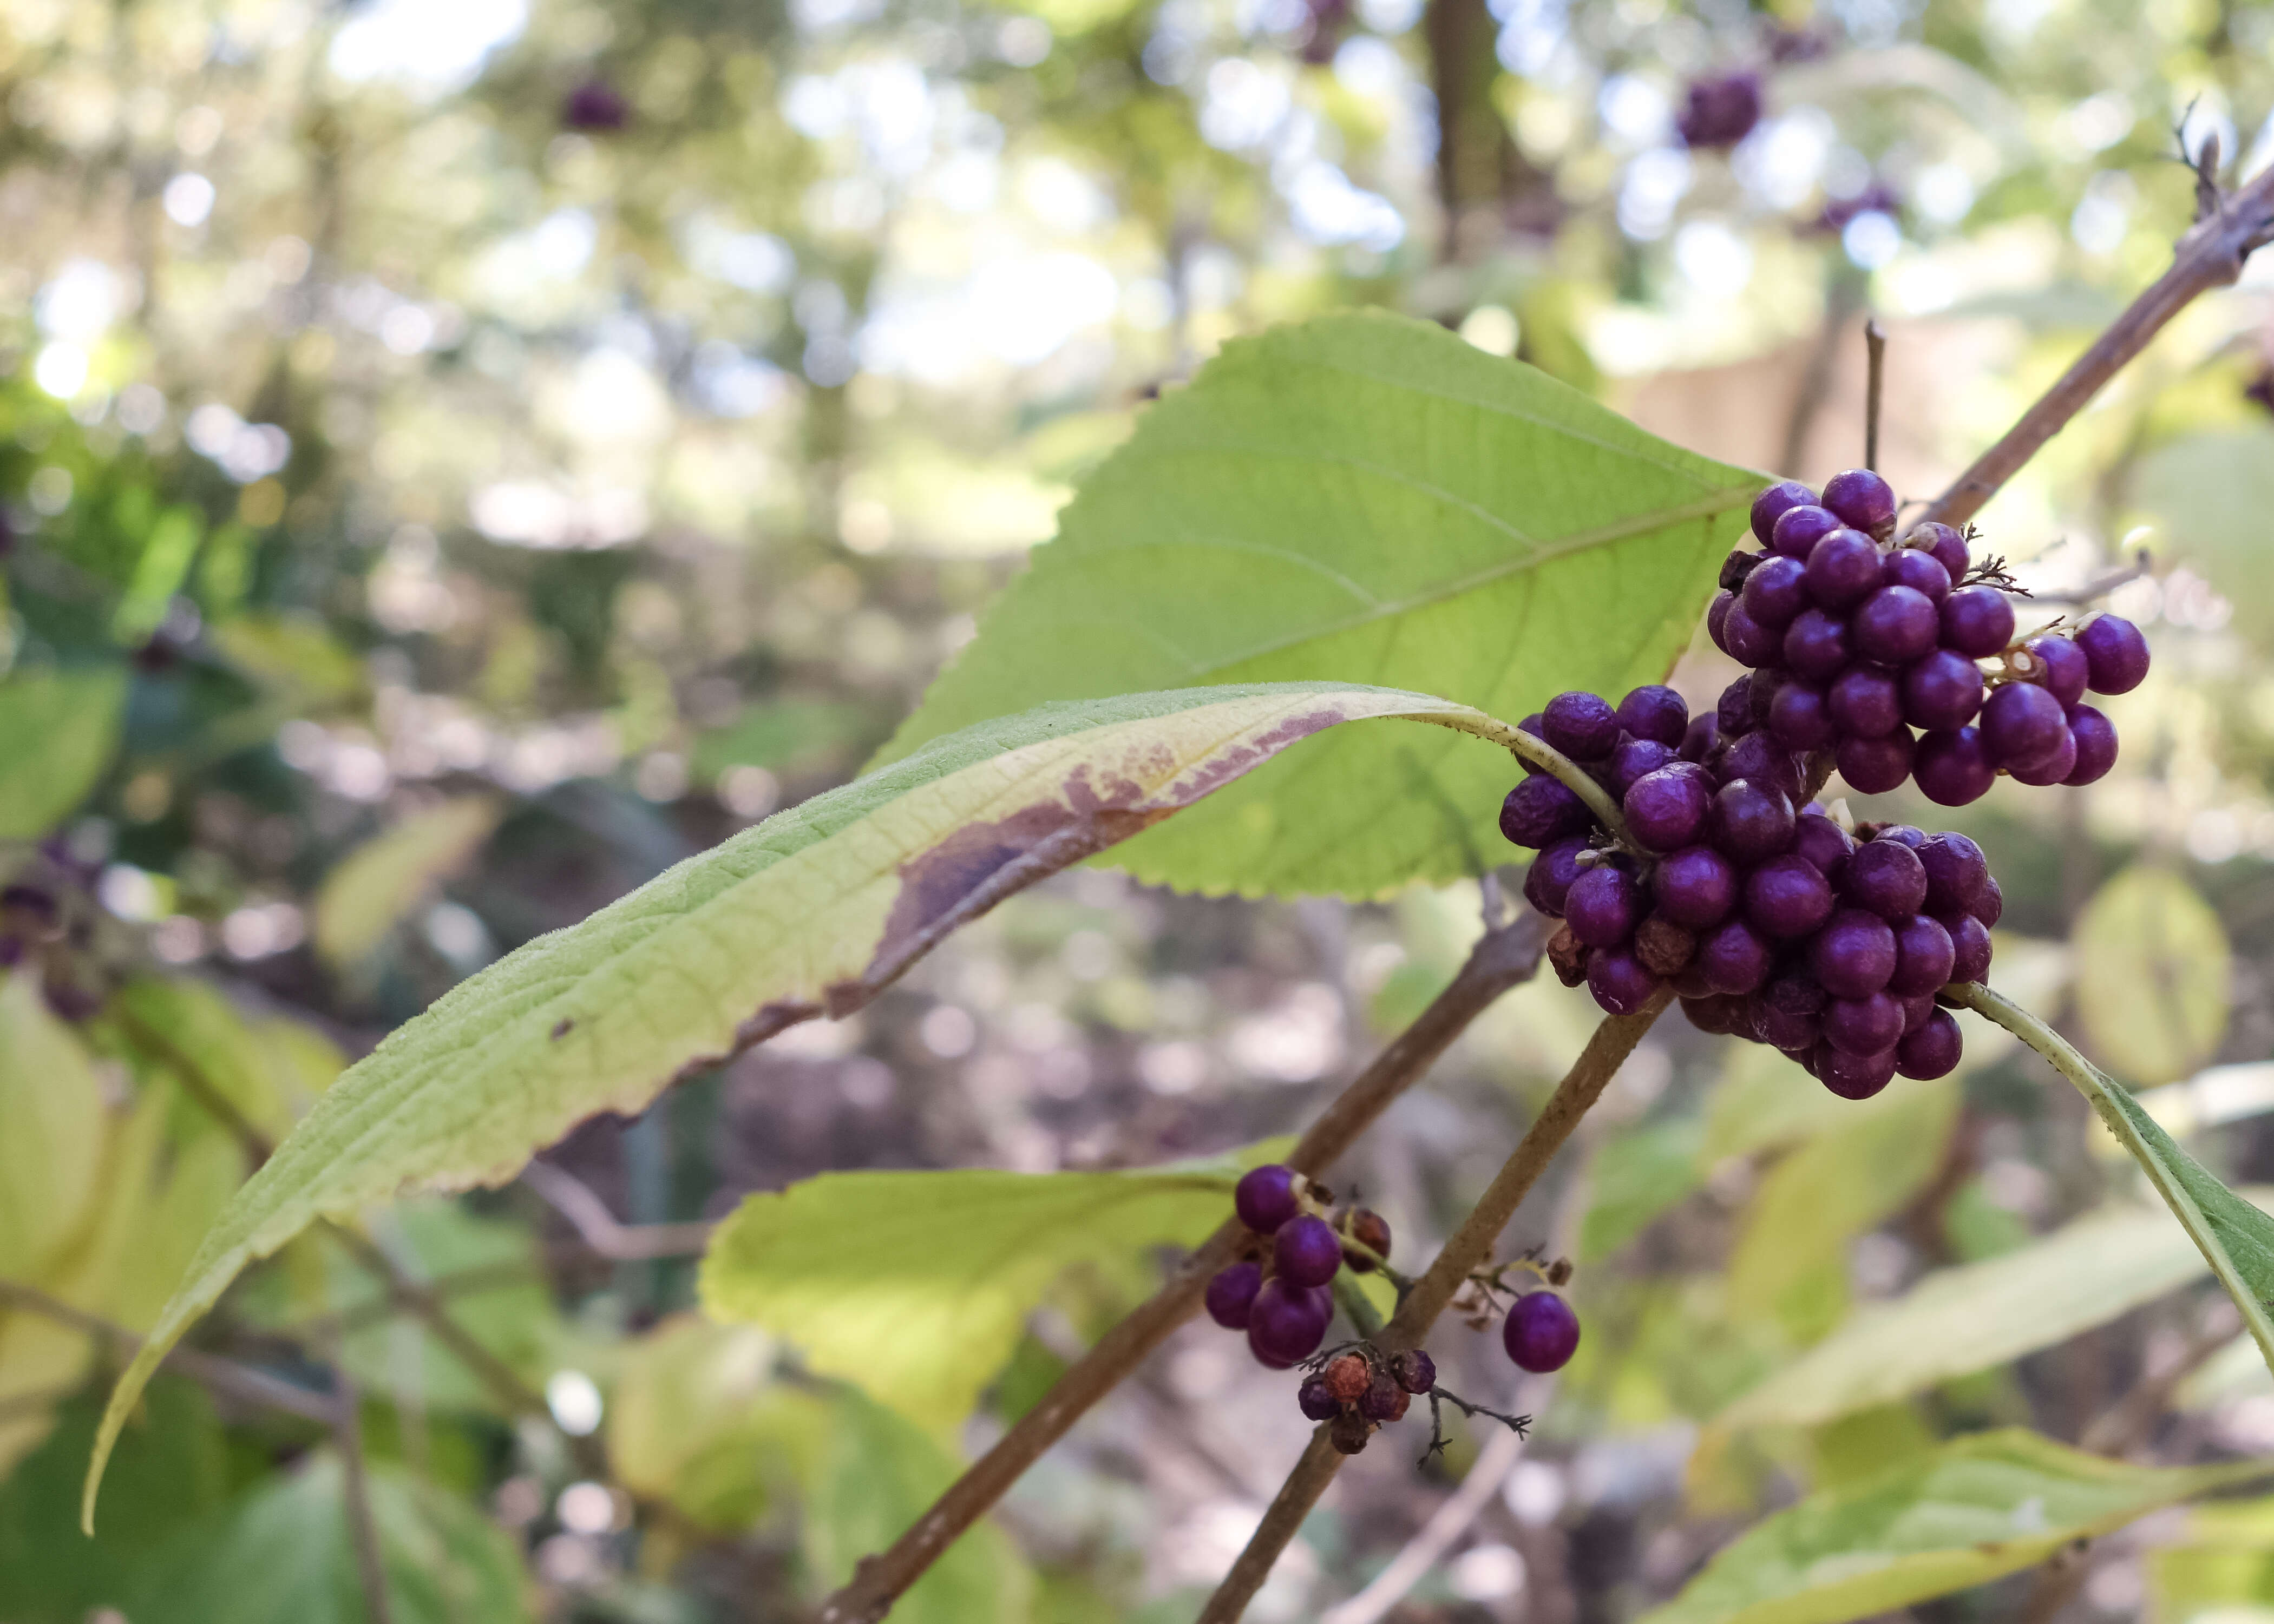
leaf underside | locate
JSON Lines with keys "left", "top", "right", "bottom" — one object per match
{"left": 878, "top": 310, "right": 1762, "bottom": 898}
{"left": 83, "top": 680, "right": 1516, "bottom": 1527}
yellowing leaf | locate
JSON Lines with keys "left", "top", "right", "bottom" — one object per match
{"left": 1641, "top": 1430, "right": 2268, "bottom": 1624}
{"left": 314, "top": 798, "right": 502, "bottom": 969}
{"left": 85, "top": 681, "right": 1529, "bottom": 1525}
{"left": 700, "top": 1165, "right": 1238, "bottom": 1426}
{"left": 0, "top": 667, "right": 127, "bottom": 839}
{"left": 0, "top": 974, "right": 108, "bottom": 1279}
{"left": 609, "top": 1315, "right": 818, "bottom": 1534}
{"left": 2075, "top": 865, "right": 2231, "bottom": 1086}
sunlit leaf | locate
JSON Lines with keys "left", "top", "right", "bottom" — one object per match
{"left": 0, "top": 668, "right": 127, "bottom": 839}
{"left": 1639, "top": 1429, "right": 2269, "bottom": 1624}
{"left": 2128, "top": 425, "right": 2274, "bottom": 649}
{"left": 2150, "top": 1492, "right": 2274, "bottom": 1620}
{"left": 701, "top": 1164, "right": 1240, "bottom": 1427}
{"left": 85, "top": 680, "right": 1528, "bottom": 1523}
{"left": 2074, "top": 865, "right": 2231, "bottom": 1086}
{"left": 1580, "top": 1120, "right": 1703, "bottom": 1263}
{"left": 0, "top": 974, "right": 107, "bottom": 1280}
{"left": 313, "top": 797, "right": 503, "bottom": 968}
{"left": 879, "top": 311, "right": 1760, "bottom": 898}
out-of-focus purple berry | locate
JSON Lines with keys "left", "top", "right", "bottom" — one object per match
{"left": 1248, "top": 1279, "right": 1331, "bottom": 1366}
{"left": 2065, "top": 705, "right": 2118, "bottom": 785}
{"left": 1275, "top": 1214, "right": 1345, "bottom": 1287}
{"left": 1236, "top": 1165, "right": 1302, "bottom": 1233}
{"left": 1681, "top": 714, "right": 1720, "bottom": 764}
{"left": 1207, "top": 1262, "right": 1263, "bottom": 1328}
{"left": 2008, "top": 727, "right": 2079, "bottom": 786}
{"left": 1793, "top": 811, "right": 1855, "bottom": 879}
{"left": 1677, "top": 70, "right": 1763, "bottom": 150}
{"left": 1298, "top": 1379, "right": 1341, "bottom": 1421}
{"left": 1971, "top": 876, "right": 2003, "bottom": 928}
{"left": 1722, "top": 602, "right": 1782, "bottom": 667}
{"left": 1504, "top": 1291, "right": 1582, "bottom": 1371}
{"left": 1768, "top": 681, "right": 1836, "bottom": 749}
{"left": 562, "top": 78, "right": 630, "bottom": 132}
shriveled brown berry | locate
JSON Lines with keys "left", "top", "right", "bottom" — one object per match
{"left": 1329, "top": 1410, "right": 1372, "bottom": 1455}
{"left": 1633, "top": 915, "right": 1696, "bottom": 976}
{"left": 1359, "top": 1373, "right": 1410, "bottom": 1423}
{"left": 1321, "top": 1352, "right": 1371, "bottom": 1404}
{"left": 1343, "top": 1208, "right": 1392, "bottom": 1271}
{"left": 1390, "top": 1349, "right": 1436, "bottom": 1395}
{"left": 1545, "top": 1257, "right": 1574, "bottom": 1287}
{"left": 1547, "top": 924, "right": 1589, "bottom": 987}
{"left": 1719, "top": 549, "right": 1763, "bottom": 591}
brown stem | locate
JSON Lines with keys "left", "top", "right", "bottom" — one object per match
{"left": 1863, "top": 318, "right": 1886, "bottom": 472}
{"left": 1918, "top": 162, "right": 2274, "bottom": 531}
{"left": 815, "top": 911, "right": 1551, "bottom": 1624}
{"left": 0, "top": 1277, "right": 336, "bottom": 1426}
{"left": 1196, "top": 990, "right": 1674, "bottom": 1624}
{"left": 320, "top": 1326, "right": 397, "bottom": 1624}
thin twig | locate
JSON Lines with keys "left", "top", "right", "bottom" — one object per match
{"left": 1918, "top": 160, "right": 2274, "bottom": 531}
{"left": 520, "top": 1160, "right": 715, "bottom": 1259}
{"left": 814, "top": 910, "right": 1551, "bottom": 1624}
{"left": 1196, "top": 990, "right": 1674, "bottom": 1623}
{"left": 2024, "top": 550, "right": 2154, "bottom": 608}
{"left": 319, "top": 1324, "right": 397, "bottom": 1624}
{"left": 0, "top": 1277, "right": 335, "bottom": 1426}
{"left": 1863, "top": 318, "right": 1886, "bottom": 472}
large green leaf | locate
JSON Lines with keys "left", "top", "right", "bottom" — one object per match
{"left": 1719, "top": 1205, "right": 2214, "bottom": 1432}
{"left": 701, "top": 1164, "right": 1241, "bottom": 1427}
{"left": 877, "top": 311, "right": 1760, "bottom": 898}
{"left": 126, "top": 1454, "right": 533, "bottom": 1624}
{"left": 85, "top": 680, "right": 1526, "bottom": 1524}
{"left": 2074, "top": 865, "right": 2231, "bottom": 1086}
{"left": 1956, "top": 984, "right": 2274, "bottom": 1385}
{"left": 1639, "top": 1429, "right": 2268, "bottom": 1624}
{"left": 0, "top": 667, "right": 127, "bottom": 838}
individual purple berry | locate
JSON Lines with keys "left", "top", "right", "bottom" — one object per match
{"left": 1276, "top": 1215, "right": 1346, "bottom": 1287}
{"left": 1745, "top": 855, "right": 1834, "bottom": 939}
{"left": 1358, "top": 1371, "right": 1410, "bottom": 1423}
{"left": 1916, "top": 833, "right": 1987, "bottom": 914}
{"left": 1715, "top": 732, "right": 1806, "bottom": 800}
{"left": 1751, "top": 1000, "right": 1821, "bottom": 1053}
{"left": 1708, "top": 593, "right": 1736, "bottom": 654}
{"left": 1680, "top": 715, "right": 1720, "bottom": 765}
{"left": 2065, "top": 705, "right": 2118, "bottom": 785}
{"left": 1981, "top": 681, "right": 2070, "bottom": 771}
{"left": 1504, "top": 1292, "right": 1581, "bottom": 1372}
{"left": 1617, "top": 685, "right": 1689, "bottom": 747}
{"left": 1805, "top": 529, "right": 1885, "bottom": 610}
{"left": 1248, "top": 1279, "right": 1331, "bottom": 1367}
{"left": 1677, "top": 69, "right": 1762, "bottom": 149}
{"left": 2023, "top": 633, "right": 2089, "bottom": 707}
{"left": 1607, "top": 737, "right": 1677, "bottom": 797}
{"left": 1654, "top": 845, "right": 1738, "bottom": 929}
{"left": 1842, "top": 838, "right": 1928, "bottom": 921}
{"left": 1681, "top": 994, "right": 1741, "bottom": 1034}
{"left": 1741, "top": 555, "right": 1811, "bottom": 629}
{"left": 1623, "top": 767, "right": 1711, "bottom": 853}
{"left": 1830, "top": 665, "right": 1904, "bottom": 738}
{"left": 1889, "top": 913, "right": 1956, "bottom": 996}
{"left": 1542, "top": 691, "right": 1623, "bottom": 760}
{"left": 1768, "top": 681, "right": 1836, "bottom": 749}
{"left": 1298, "top": 1379, "right": 1341, "bottom": 1421}
{"left": 1943, "top": 913, "right": 1993, "bottom": 982}
{"left": 1783, "top": 607, "right": 1854, "bottom": 681}
{"left": 1816, "top": 1042, "right": 1897, "bottom": 1099}
{"left": 1822, "top": 468, "right": 1897, "bottom": 536}
{"left": 1871, "top": 823, "right": 1928, "bottom": 848}
{"left": 1565, "top": 864, "right": 1643, "bottom": 948}
{"left": 1522, "top": 836, "right": 1593, "bottom": 918}
{"left": 1699, "top": 918, "right": 1773, "bottom": 995}
{"left": 1516, "top": 714, "right": 1550, "bottom": 774}
{"left": 1899, "top": 991, "right": 1938, "bottom": 1033}
{"left": 1824, "top": 991, "right": 1905, "bottom": 1055}
{"left": 1901, "top": 649, "right": 1985, "bottom": 732}
{"left": 1854, "top": 586, "right": 1941, "bottom": 665}
{"left": 1716, "top": 676, "right": 1755, "bottom": 736}
{"left": 1235, "top": 1165, "right": 1302, "bottom": 1233}
{"left": 1587, "top": 948, "right": 1662, "bottom": 1015}
{"left": 1811, "top": 909, "right": 1898, "bottom": 998}
{"left": 1721, "top": 601, "right": 1782, "bottom": 667}
{"left": 1793, "top": 811, "right": 1856, "bottom": 879}
{"left": 1913, "top": 727, "right": 1996, "bottom": 805}
{"left": 1971, "top": 876, "right": 2003, "bottom": 928}
{"left": 1751, "top": 481, "right": 1819, "bottom": 546}
{"left": 1772, "top": 504, "right": 1843, "bottom": 561}
{"left": 1500, "top": 776, "right": 1593, "bottom": 847}
{"left": 1708, "top": 779, "right": 1796, "bottom": 863}
{"left": 1837, "top": 731, "right": 1916, "bottom": 795}
{"left": 1908, "top": 522, "right": 1970, "bottom": 582}
{"left": 2008, "top": 727, "right": 2080, "bottom": 786}
{"left": 2076, "top": 614, "right": 2150, "bottom": 694}
{"left": 1882, "top": 548, "right": 1952, "bottom": 602}
{"left": 1391, "top": 1349, "right": 1436, "bottom": 1395}
{"left": 1207, "top": 1261, "right": 1263, "bottom": 1329}
{"left": 1939, "top": 587, "right": 2015, "bottom": 658}
{"left": 1897, "top": 1009, "right": 1964, "bottom": 1079}
{"left": 562, "top": 78, "right": 631, "bottom": 132}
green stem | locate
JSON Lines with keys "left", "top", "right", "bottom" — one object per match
{"left": 1950, "top": 982, "right": 2274, "bottom": 1376}
{"left": 1331, "top": 1272, "right": 1386, "bottom": 1340}
{"left": 1427, "top": 711, "right": 1629, "bottom": 843}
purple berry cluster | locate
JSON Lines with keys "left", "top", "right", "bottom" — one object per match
{"left": 1714, "top": 471, "right": 2147, "bottom": 804}
{"left": 1206, "top": 1164, "right": 1392, "bottom": 1369}
{"left": 1499, "top": 683, "right": 1997, "bottom": 1098}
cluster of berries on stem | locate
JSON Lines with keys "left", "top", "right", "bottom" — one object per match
{"left": 1206, "top": 1164, "right": 1395, "bottom": 1369}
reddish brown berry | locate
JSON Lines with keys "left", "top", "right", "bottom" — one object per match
{"left": 1359, "top": 1373, "right": 1411, "bottom": 1423}
{"left": 1344, "top": 1208, "right": 1392, "bottom": 1271}
{"left": 1634, "top": 915, "right": 1698, "bottom": 976}
{"left": 1329, "top": 1410, "right": 1372, "bottom": 1455}
{"left": 1322, "top": 1353, "right": 1371, "bottom": 1404}
{"left": 1547, "top": 924, "right": 1589, "bottom": 988}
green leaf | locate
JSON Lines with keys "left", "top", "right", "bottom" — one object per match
{"left": 126, "top": 1454, "right": 533, "bottom": 1624}
{"left": 2150, "top": 1492, "right": 2274, "bottom": 1619}
{"left": 0, "top": 668, "right": 127, "bottom": 839}
{"left": 0, "top": 974, "right": 108, "bottom": 1280}
{"left": 700, "top": 1164, "right": 1239, "bottom": 1426}
{"left": 1579, "top": 1119, "right": 1703, "bottom": 1263}
{"left": 313, "top": 797, "right": 503, "bottom": 968}
{"left": 691, "top": 697, "right": 876, "bottom": 782}
{"left": 608, "top": 1314, "right": 820, "bottom": 1533}
{"left": 2074, "top": 865, "right": 2231, "bottom": 1086}
{"left": 1640, "top": 1429, "right": 2268, "bottom": 1624}
{"left": 806, "top": 1388, "right": 1033, "bottom": 1624}
{"left": 876, "top": 310, "right": 1761, "bottom": 898}
{"left": 1718, "top": 1205, "right": 2214, "bottom": 1432}
{"left": 1726, "top": 1079, "right": 1960, "bottom": 1339}
{"left": 1956, "top": 983, "right": 2274, "bottom": 1389}
{"left": 84, "top": 680, "right": 1525, "bottom": 1525}
{"left": 2127, "top": 425, "right": 2274, "bottom": 649}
